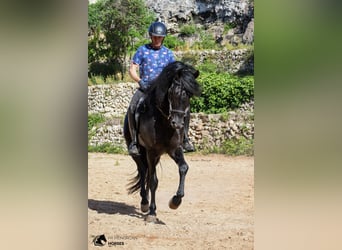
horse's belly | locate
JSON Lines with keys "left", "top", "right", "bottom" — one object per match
{"left": 139, "top": 128, "right": 180, "bottom": 148}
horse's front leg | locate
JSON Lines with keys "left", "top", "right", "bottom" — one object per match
{"left": 169, "top": 147, "right": 189, "bottom": 209}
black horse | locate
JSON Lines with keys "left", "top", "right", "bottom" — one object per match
{"left": 123, "top": 61, "right": 201, "bottom": 222}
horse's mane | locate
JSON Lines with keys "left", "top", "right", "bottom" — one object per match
{"left": 145, "top": 61, "right": 201, "bottom": 105}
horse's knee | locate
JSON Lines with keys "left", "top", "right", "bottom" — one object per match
{"left": 179, "top": 163, "right": 188, "bottom": 175}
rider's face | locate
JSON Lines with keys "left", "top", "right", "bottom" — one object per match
{"left": 150, "top": 35, "right": 164, "bottom": 49}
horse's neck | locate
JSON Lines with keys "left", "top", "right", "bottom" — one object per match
{"left": 154, "top": 95, "right": 169, "bottom": 120}
{"left": 147, "top": 83, "right": 173, "bottom": 121}
{"left": 151, "top": 85, "right": 167, "bottom": 108}
{"left": 154, "top": 85, "right": 168, "bottom": 104}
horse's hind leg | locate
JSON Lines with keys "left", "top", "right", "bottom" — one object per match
{"left": 139, "top": 162, "right": 149, "bottom": 213}
{"left": 132, "top": 151, "right": 149, "bottom": 213}
{"left": 138, "top": 169, "right": 149, "bottom": 212}
{"left": 169, "top": 147, "right": 189, "bottom": 209}
{"left": 145, "top": 153, "right": 160, "bottom": 222}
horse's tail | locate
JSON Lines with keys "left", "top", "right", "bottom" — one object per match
{"left": 127, "top": 162, "right": 147, "bottom": 194}
{"left": 127, "top": 172, "right": 141, "bottom": 194}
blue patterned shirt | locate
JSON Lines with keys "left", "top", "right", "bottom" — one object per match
{"left": 132, "top": 44, "right": 175, "bottom": 86}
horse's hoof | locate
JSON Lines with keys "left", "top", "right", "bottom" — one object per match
{"left": 141, "top": 203, "right": 149, "bottom": 213}
{"left": 169, "top": 195, "right": 182, "bottom": 209}
{"left": 145, "top": 215, "right": 157, "bottom": 223}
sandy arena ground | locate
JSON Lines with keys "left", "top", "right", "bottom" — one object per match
{"left": 88, "top": 153, "right": 254, "bottom": 249}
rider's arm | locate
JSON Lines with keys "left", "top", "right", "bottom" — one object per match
{"left": 129, "top": 62, "right": 141, "bottom": 83}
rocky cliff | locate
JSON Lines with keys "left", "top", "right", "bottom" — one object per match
{"left": 89, "top": 0, "right": 254, "bottom": 45}
{"left": 145, "top": 0, "right": 254, "bottom": 45}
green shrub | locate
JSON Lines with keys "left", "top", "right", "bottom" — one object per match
{"left": 191, "top": 72, "right": 254, "bottom": 113}
{"left": 192, "top": 32, "right": 219, "bottom": 50}
{"left": 180, "top": 24, "right": 196, "bottom": 36}
{"left": 163, "top": 35, "right": 185, "bottom": 50}
{"left": 128, "top": 38, "right": 150, "bottom": 53}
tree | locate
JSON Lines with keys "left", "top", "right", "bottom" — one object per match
{"left": 88, "top": 0, "right": 154, "bottom": 79}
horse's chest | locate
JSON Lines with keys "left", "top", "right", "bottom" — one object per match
{"left": 154, "top": 120, "right": 180, "bottom": 142}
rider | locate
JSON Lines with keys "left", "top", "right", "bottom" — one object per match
{"left": 128, "top": 21, "right": 195, "bottom": 156}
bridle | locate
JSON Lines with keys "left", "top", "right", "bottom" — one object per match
{"left": 169, "top": 106, "right": 189, "bottom": 123}
{"left": 157, "top": 80, "right": 189, "bottom": 121}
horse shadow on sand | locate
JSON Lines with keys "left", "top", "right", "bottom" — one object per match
{"left": 88, "top": 199, "right": 166, "bottom": 224}
{"left": 88, "top": 199, "right": 141, "bottom": 217}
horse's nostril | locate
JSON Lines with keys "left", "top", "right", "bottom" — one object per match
{"left": 171, "top": 120, "right": 183, "bottom": 129}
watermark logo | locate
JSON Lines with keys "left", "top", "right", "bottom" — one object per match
{"left": 92, "top": 234, "right": 129, "bottom": 247}
{"left": 93, "top": 234, "right": 107, "bottom": 247}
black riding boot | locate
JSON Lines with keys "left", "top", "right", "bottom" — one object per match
{"left": 183, "top": 109, "right": 195, "bottom": 152}
{"left": 128, "top": 114, "right": 139, "bottom": 156}
{"left": 128, "top": 97, "right": 144, "bottom": 156}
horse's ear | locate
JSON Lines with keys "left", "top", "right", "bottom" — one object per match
{"left": 194, "top": 70, "right": 199, "bottom": 79}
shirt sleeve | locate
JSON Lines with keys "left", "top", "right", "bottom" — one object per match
{"left": 169, "top": 49, "right": 176, "bottom": 62}
{"left": 132, "top": 46, "right": 143, "bottom": 65}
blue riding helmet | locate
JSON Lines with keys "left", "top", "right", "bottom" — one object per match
{"left": 148, "top": 22, "right": 167, "bottom": 37}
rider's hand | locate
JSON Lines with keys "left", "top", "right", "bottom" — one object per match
{"left": 138, "top": 80, "right": 149, "bottom": 92}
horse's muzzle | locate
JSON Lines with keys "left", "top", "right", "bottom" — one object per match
{"left": 170, "top": 118, "right": 184, "bottom": 130}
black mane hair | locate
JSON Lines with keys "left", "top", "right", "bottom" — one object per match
{"left": 145, "top": 61, "right": 201, "bottom": 105}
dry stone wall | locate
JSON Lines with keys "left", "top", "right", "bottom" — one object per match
{"left": 88, "top": 83, "right": 254, "bottom": 150}
{"left": 88, "top": 83, "right": 137, "bottom": 117}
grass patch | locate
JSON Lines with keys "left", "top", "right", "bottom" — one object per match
{"left": 221, "top": 137, "right": 254, "bottom": 156}
{"left": 88, "top": 113, "right": 105, "bottom": 131}
{"left": 88, "top": 143, "right": 126, "bottom": 154}
{"left": 88, "top": 73, "right": 133, "bottom": 85}
{"left": 88, "top": 113, "right": 106, "bottom": 141}
{"left": 219, "top": 112, "right": 230, "bottom": 122}
{"left": 200, "top": 137, "right": 254, "bottom": 156}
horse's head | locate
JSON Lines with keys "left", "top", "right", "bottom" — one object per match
{"left": 167, "top": 63, "right": 201, "bottom": 130}
{"left": 167, "top": 81, "right": 190, "bottom": 130}
{"left": 148, "top": 61, "right": 201, "bottom": 130}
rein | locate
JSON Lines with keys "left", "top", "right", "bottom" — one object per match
{"left": 157, "top": 106, "right": 170, "bottom": 120}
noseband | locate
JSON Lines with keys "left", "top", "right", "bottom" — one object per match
{"left": 157, "top": 106, "right": 188, "bottom": 121}
{"left": 170, "top": 108, "right": 187, "bottom": 116}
